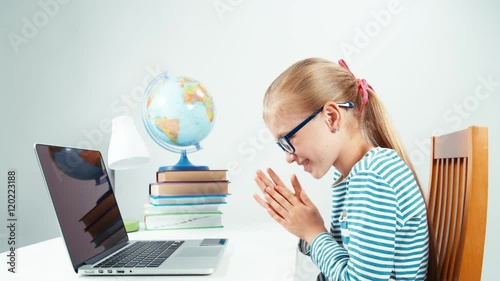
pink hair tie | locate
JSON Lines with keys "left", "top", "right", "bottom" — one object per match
{"left": 338, "top": 59, "right": 373, "bottom": 114}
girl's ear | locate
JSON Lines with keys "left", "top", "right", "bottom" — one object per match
{"left": 323, "top": 101, "right": 341, "bottom": 132}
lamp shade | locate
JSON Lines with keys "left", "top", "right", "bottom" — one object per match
{"left": 108, "top": 116, "right": 150, "bottom": 170}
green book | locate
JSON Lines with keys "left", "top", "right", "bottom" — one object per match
{"left": 144, "top": 212, "right": 223, "bottom": 230}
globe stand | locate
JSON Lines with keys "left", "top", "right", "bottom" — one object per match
{"left": 158, "top": 150, "right": 208, "bottom": 171}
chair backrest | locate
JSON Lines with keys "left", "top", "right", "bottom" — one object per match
{"left": 426, "top": 126, "right": 488, "bottom": 281}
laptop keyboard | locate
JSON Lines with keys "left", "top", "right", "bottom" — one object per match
{"left": 95, "top": 240, "right": 184, "bottom": 268}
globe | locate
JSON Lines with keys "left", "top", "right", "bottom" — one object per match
{"left": 142, "top": 72, "right": 216, "bottom": 171}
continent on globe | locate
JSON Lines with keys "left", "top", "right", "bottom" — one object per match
{"left": 180, "top": 77, "right": 215, "bottom": 122}
{"left": 142, "top": 72, "right": 216, "bottom": 161}
{"left": 154, "top": 117, "right": 180, "bottom": 143}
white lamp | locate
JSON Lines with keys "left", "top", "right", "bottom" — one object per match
{"left": 107, "top": 115, "right": 150, "bottom": 232}
{"left": 108, "top": 115, "right": 150, "bottom": 170}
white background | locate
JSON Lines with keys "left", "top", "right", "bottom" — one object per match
{"left": 1, "top": 0, "right": 498, "bottom": 280}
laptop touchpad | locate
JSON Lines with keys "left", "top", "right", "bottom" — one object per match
{"left": 176, "top": 247, "right": 221, "bottom": 257}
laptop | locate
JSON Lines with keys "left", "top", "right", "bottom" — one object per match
{"left": 34, "top": 143, "right": 227, "bottom": 275}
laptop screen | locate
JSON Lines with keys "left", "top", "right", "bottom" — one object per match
{"left": 35, "top": 144, "right": 128, "bottom": 271}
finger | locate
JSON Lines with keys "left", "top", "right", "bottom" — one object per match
{"left": 266, "top": 185, "right": 299, "bottom": 211}
{"left": 253, "top": 193, "right": 269, "bottom": 209}
{"left": 253, "top": 193, "right": 280, "bottom": 214}
{"left": 267, "top": 168, "right": 286, "bottom": 187}
{"left": 300, "top": 190, "right": 315, "bottom": 207}
{"left": 267, "top": 207, "right": 286, "bottom": 226}
{"left": 254, "top": 175, "right": 269, "bottom": 194}
{"left": 264, "top": 192, "right": 289, "bottom": 219}
{"left": 290, "top": 174, "right": 303, "bottom": 197}
{"left": 253, "top": 194, "right": 284, "bottom": 219}
{"left": 256, "top": 169, "right": 276, "bottom": 189}
{"left": 264, "top": 169, "right": 302, "bottom": 205}
{"left": 265, "top": 190, "right": 289, "bottom": 212}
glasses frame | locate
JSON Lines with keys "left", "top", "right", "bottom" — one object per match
{"left": 276, "top": 102, "right": 354, "bottom": 154}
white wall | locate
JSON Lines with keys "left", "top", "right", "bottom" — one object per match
{"left": 1, "top": 0, "right": 498, "bottom": 280}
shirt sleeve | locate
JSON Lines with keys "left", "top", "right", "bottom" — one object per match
{"left": 310, "top": 171, "right": 398, "bottom": 281}
{"left": 298, "top": 238, "right": 311, "bottom": 256}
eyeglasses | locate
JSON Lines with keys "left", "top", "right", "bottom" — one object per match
{"left": 276, "top": 102, "right": 354, "bottom": 154}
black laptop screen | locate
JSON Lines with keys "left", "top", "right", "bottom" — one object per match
{"left": 35, "top": 144, "right": 128, "bottom": 271}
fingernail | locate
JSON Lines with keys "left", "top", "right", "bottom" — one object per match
{"left": 265, "top": 187, "right": 271, "bottom": 192}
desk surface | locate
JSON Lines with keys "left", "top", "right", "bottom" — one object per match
{"left": 1, "top": 222, "right": 304, "bottom": 281}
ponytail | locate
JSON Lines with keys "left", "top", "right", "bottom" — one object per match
{"left": 337, "top": 59, "right": 421, "bottom": 187}
{"left": 361, "top": 89, "right": 421, "bottom": 187}
{"left": 362, "top": 87, "right": 438, "bottom": 281}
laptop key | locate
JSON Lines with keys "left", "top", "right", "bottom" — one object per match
{"left": 93, "top": 240, "right": 184, "bottom": 269}
{"left": 160, "top": 248, "right": 177, "bottom": 258}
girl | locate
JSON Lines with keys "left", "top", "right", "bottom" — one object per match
{"left": 254, "top": 58, "right": 429, "bottom": 280}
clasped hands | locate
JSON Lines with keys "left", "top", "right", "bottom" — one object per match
{"left": 253, "top": 168, "right": 327, "bottom": 245}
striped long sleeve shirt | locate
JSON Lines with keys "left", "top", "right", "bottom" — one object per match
{"left": 299, "top": 147, "right": 428, "bottom": 281}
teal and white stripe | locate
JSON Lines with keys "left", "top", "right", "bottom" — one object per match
{"left": 299, "top": 147, "right": 428, "bottom": 281}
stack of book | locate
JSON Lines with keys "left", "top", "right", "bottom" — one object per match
{"left": 144, "top": 169, "right": 229, "bottom": 230}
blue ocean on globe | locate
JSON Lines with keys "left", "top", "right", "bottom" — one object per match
{"left": 142, "top": 73, "right": 215, "bottom": 154}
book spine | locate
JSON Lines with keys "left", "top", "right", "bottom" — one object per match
{"left": 144, "top": 204, "right": 222, "bottom": 213}
{"left": 156, "top": 170, "right": 227, "bottom": 182}
{"left": 149, "top": 181, "right": 228, "bottom": 196}
{"left": 149, "top": 201, "right": 227, "bottom": 206}
{"left": 145, "top": 211, "right": 222, "bottom": 216}
{"left": 144, "top": 213, "right": 223, "bottom": 230}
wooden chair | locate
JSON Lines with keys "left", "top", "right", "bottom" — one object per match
{"left": 426, "top": 126, "right": 488, "bottom": 281}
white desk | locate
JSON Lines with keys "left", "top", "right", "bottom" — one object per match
{"left": 0, "top": 222, "right": 319, "bottom": 281}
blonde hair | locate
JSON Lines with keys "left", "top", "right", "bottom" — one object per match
{"left": 263, "top": 57, "right": 421, "bottom": 187}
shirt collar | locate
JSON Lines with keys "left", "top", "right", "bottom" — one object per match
{"left": 332, "top": 147, "right": 380, "bottom": 185}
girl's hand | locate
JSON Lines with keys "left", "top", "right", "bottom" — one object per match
{"left": 253, "top": 168, "right": 327, "bottom": 244}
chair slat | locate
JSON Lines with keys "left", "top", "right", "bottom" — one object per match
{"left": 435, "top": 159, "right": 445, "bottom": 264}
{"left": 429, "top": 155, "right": 438, "bottom": 224}
{"left": 441, "top": 158, "right": 455, "bottom": 280}
{"left": 445, "top": 158, "right": 461, "bottom": 280}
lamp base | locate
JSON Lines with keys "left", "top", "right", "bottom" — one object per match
{"left": 124, "top": 219, "right": 140, "bottom": 232}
